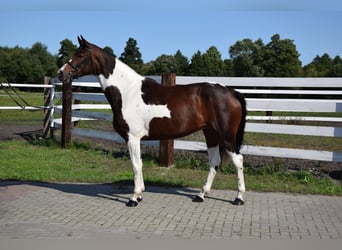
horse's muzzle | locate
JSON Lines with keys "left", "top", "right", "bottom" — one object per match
{"left": 57, "top": 68, "right": 73, "bottom": 83}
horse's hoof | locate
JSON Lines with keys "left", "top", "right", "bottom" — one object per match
{"left": 232, "top": 198, "right": 244, "bottom": 206}
{"left": 192, "top": 195, "right": 204, "bottom": 202}
{"left": 126, "top": 199, "right": 139, "bottom": 207}
{"left": 137, "top": 197, "right": 143, "bottom": 202}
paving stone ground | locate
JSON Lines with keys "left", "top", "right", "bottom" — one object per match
{"left": 0, "top": 181, "right": 341, "bottom": 239}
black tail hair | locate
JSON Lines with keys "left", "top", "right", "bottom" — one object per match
{"left": 233, "top": 90, "right": 247, "bottom": 154}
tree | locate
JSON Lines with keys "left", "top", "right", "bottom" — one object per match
{"left": 202, "top": 46, "right": 226, "bottom": 76}
{"left": 190, "top": 47, "right": 226, "bottom": 76}
{"left": 224, "top": 59, "right": 234, "bottom": 76}
{"left": 119, "top": 38, "right": 143, "bottom": 73}
{"left": 189, "top": 50, "right": 206, "bottom": 76}
{"left": 229, "top": 38, "right": 264, "bottom": 76}
{"left": 30, "top": 42, "right": 57, "bottom": 78}
{"left": 152, "top": 54, "right": 177, "bottom": 74}
{"left": 0, "top": 47, "right": 11, "bottom": 82}
{"left": 331, "top": 56, "right": 342, "bottom": 76}
{"left": 262, "top": 34, "right": 302, "bottom": 76}
{"left": 57, "top": 39, "right": 77, "bottom": 68}
{"left": 144, "top": 50, "right": 189, "bottom": 75}
{"left": 103, "top": 46, "right": 115, "bottom": 56}
{"left": 174, "top": 50, "right": 189, "bottom": 75}
{"left": 303, "top": 54, "right": 342, "bottom": 77}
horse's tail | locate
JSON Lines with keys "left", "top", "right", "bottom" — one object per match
{"left": 233, "top": 90, "right": 247, "bottom": 154}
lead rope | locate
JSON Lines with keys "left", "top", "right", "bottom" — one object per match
{"left": 0, "top": 83, "right": 51, "bottom": 111}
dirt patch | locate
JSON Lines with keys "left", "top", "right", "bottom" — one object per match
{"left": 0, "top": 124, "right": 43, "bottom": 141}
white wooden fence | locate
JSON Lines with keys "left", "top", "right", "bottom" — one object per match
{"left": 2, "top": 77, "right": 340, "bottom": 162}
{"left": 0, "top": 82, "right": 55, "bottom": 137}
{"left": 0, "top": 76, "right": 342, "bottom": 162}
{"left": 49, "top": 76, "right": 342, "bottom": 163}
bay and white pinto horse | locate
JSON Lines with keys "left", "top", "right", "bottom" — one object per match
{"left": 58, "top": 36, "right": 247, "bottom": 207}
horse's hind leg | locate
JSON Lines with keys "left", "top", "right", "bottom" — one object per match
{"left": 193, "top": 129, "right": 220, "bottom": 202}
{"left": 226, "top": 150, "right": 245, "bottom": 205}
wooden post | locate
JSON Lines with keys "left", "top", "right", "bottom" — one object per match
{"left": 61, "top": 79, "right": 72, "bottom": 148}
{"left": 159, "top": 73, "right": 175, "bottom": 167}
{"left": 42, "top": 76, "right": 51, "bottom": 138}
{"left": 266, "top": 111, "right": 273, "bottom": 123}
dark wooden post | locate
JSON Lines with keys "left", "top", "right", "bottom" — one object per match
{"left": 61, "top": 80, "right": 72, "bottom": 148}
{"left": 42, "top": 76, "right": 51, "bottom": 138}
{"left": 266, "top": 110, "right": 273, "bottom": 123}
{"left": 159, "top": 73, "right": 175, "bottom": 167}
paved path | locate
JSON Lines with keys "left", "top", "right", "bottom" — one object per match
{"left": 0, "top": 181, "right": 341, "bottom": 239}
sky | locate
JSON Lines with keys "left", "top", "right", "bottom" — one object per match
{"left": 0, "top": 0, "right": 341, "bottom": 66}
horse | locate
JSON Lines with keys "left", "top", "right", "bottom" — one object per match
{"left": 58, "top": 36, "right": 247, "bottom": 207}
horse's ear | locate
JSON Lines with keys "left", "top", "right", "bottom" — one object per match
{"left": 77, "top": 36, "right": 83, "bottom": 46}
{"left": 79, "top": 35, "right": 91, "bottom": 48}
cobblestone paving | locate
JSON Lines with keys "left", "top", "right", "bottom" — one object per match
{"left": 0, "top": 181, "right": 341, "bottom": 239}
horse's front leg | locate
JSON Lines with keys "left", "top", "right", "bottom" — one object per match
{"left": 126, "top": 135, "right": 145, "bottom": 207}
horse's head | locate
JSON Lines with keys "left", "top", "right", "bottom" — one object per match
{"left": 58, "top": 36, "right": 97, "bottom": 83}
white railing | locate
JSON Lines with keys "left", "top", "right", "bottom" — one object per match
{"left": 50, "top": 76, "right": 342, "bottom": 162}
{"left": 0, "top": 82, "right": 55, "bottom": 137}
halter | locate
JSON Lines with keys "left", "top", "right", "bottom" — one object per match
{"left": 66, "top": 48, "right": 92, "bottom": 79}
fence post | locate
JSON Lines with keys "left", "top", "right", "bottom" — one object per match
{"left": 43, "top": 76, "right": 51, "bottom": 138}
{"left": 61, "top": 80, "right": 72, "bottom": 148}
{"left": 159, "top": 73, "right": 176, "bottom": 167}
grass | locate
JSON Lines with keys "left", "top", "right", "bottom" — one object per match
{"left": 0, "top": 91, "right": 45, "bottom": 124}
{"left": 0, "top": 138, "right": 341, "bottom": 196}
{"left": 1, "top": 91, "right": 341, "bottom": 196}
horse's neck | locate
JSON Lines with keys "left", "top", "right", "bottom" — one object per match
{"left": 97, "top": 58, "right": 144, "bottom": 94}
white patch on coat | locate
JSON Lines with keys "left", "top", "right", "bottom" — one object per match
{"left": 202, "top": 146, "right": 221, "bottom": 195}
{"left": 97, "top": 58, "right": 171, "bottom": 138}
{"left": 57, "top": 59, "right": 71, "bottom": 75}
{"left": 227, "top": 151, "right": 245, "bottom": 201}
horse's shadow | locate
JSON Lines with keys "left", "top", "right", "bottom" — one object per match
{"left": 0, "top": 180, "right": 205, "bottom": 205}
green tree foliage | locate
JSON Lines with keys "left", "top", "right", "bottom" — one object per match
{"left": 1, "top": 34, "right": 341, "bottom": 85}
{"left": 190, "top": 47, "right": 226, "bottom": 76}
{"left": 0, "top": 43, "right": 58, "bottom": 83}
{"left": 119, "top": 37, "right": 143, "bottom": 74}
{"left": 152, "top": 54, "right": 177, "bottom": 74}
{"left": 57, "top": 39, "right": 77, "bottom": 68}
{"left": 146, "top": 50, "right": 189, "bottom": 75}
{"left": 103, "top": 46, "right": 115, "bottom": 56}
{"left": 303, "top": 54, "right": 342, "bottom": 77}
{"left": 189, "top": 50, "right": 206, "bottom": 76}
{"left": 202, "top": 46, "right": 226, "bottom": 76}
{"left": 174, "top": 50, "right": 189, "bottom": 75}
{"left": 224, "top": 59, "right": 234, "bottom": 76}
{"left": 229, "top": 35, "right": 302, "bottom": 77}
{"left": 262, "top": 34, "right": 302, "bottom": 76}
{"left": 30, "top": 42, "right": 58, "bottom": 79}
{"left": 229, "top": 38, "right": 265, "bottom": 76}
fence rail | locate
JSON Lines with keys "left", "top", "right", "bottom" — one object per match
{"left": 50, "top": 76, "right": 342, "bottom": 163}
{"left": 1, "top": 77, "right": 341, "bottom": 163}
{"left": 0, "top": 81, "right": 55, "bottom": 137}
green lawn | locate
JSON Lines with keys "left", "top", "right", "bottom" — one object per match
{"left": 0, "top": 138, "right": 340, "bottom": 196}
{"left": 1, "top": 91, "right": 341, "bottom": 196}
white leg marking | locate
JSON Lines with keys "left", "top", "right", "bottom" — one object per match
{"left": 199, "top": 146, "right": 221, "bottom": 199}
{"left": 127, "top": 135, "right": 145, "bottom": 202}
{"left": 228, "top": 151, "right": 246, "bottom": 201}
